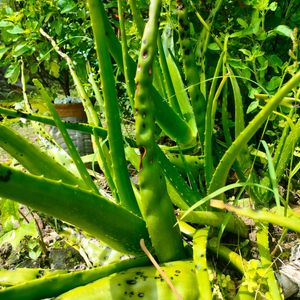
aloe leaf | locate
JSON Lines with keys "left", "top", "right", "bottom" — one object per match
{"left": 0, "top": 124, "right": 84, "bottom": 187}
{"left": 177, "top": 0, "right": 205, "bottom": 144}
{"left": 204, "top": 52, "right": 226, "bottom": 186}
{"left": 134, "top": 0, "right": 185, "bottom": 262}
{"left": 117, "top": 0, "right": 135, "bottom": 109}
{"left": 128, "top": 0, "right": 144, "bottom": 37}
{"left": 165, "top": 152, "right": 204, "bottom": 179}
{"left": 0, "top": 164, "right": 149, "bottom": 254}
{"left": 181, "top": 182, "right": 274, "bottom": 219}
{"left": 178, "top": 211, "right": 248, "bottom": 238}
{"left": 208, "top": 238, "right": 247, "bottom": 274}
{"left": 0, "top": 106, "right": 108, "bottom": 139}
{"left": 92, "top": 129, "right": 118, "bottom": 200}
{"left": 88, "top": 0, "right": 139, "bottom": 214}
{"left": 0, "top": 106, "right": 138, "bottom": 148}
{"left": 56, "top": 260, "right": 200, "bottom": 300}
{"left": 272, "top": 111, "right": 294, "bottom": 170}
{"left": 261, "top": 140, "right": 280, "bottom": 207}
{"left": 0, "top": 256, "right": 148, "bottom": 300}
{"left": 155, "top": 145, "right": 202, "bottom": 207}
{"left": 157, "top": 32, "right": 181, "bottom": 116}
{"left": 211, "top": 200, "right": 300, "bottom": 234}
{"left": 95, "top": 0, "right": 195, "bottom": 146}
{"left": 209, "top": 70, "right": 300, "bottom": 193}
{"left": 125, "top": 145, "right": 202, "bottom": 209}
{"left": 34, "top": 79, "right": 99, "bottom": 194}
{"left": 193, "top": 229, "right": 212, "bottom": 299}
{"left": 0, "top": 268, "right": 67, "bottom": 287}
{"left": 256, "top": 223, "right": 282, "bottom": 299}
{"left": 40, "top": 30, "right": 117, "bottom": 196}
{"left": 166, "top": 51, "right": 197, "bottom": 135}
{"left": 227, "top": 65, "right": 252, "bottom": 172}
{"left": 275, "top": 118, "right": 300, "bottom": 181}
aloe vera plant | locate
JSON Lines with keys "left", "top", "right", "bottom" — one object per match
{"left": 0, "top": 0, "right": 300, "bottom": 298}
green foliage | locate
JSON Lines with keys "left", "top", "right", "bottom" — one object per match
{"left": 0, "top": 0, "right": 299, "bottom": 298}
{"left": 0, "top": 0, "right": 92, "bottom": 94}
{"left": 56, "top": 260, "right": 200, "bottom": 300}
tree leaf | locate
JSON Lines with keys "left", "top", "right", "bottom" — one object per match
{"left": 269, "top": 2, "right": 278, "bottom": 11}
{"left": 247, "top": 100, "right": 259, "bottom": 114}
{"left": 208, "top": 43, "right": 220, "bottom": 51}
{"left": 13, "top": 43, "right": 32, "bottom": 57}
{"left": 58, "top": 0, "right": 77, "bottom": 14}
{"left": 50, "top": 61, "right": 60, "bottom": 78}
{"left": 6, "top": 24, "right": 24, "bottom": 34}
{"left": 0, "top": 20, "right": 13, "bottom": 28}
{"left": 227, "top": 58, "right": 248, "bottom": 69}
{"left": 239, "top": 48, "right": 252, "bottom": 57}
{"left": 4, "top": 63, "right": 20, "bottom": 84}
{"left": 0, "top": 221, "right": 38, "bottom": 250}
{"left": 273, "top": 25, "right": 293, "bottom": 38}
{"left": 0, "top": 199, "right": 19, "bottom": 233}
{"left": 266, "top": 76, "right": 281, "bottom": 91}
{"left": 256, "top": 0, "right": 269, "bottom": 11}
{"left": 268, "top": 55, "right": 283, "bottom": 68}
{"left": 0, "top": 47, "right": 9, "bottom": 60}
{"left": 237, "top": 18, "right": 248, "bottom": 29}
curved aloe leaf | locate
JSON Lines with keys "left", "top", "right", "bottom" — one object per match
{"left": 56, "top": 260, "right": 199, "bottom": 300}
{"left": 204, "top": 51, "right": 225, "bottom": 186}
{"left": 0, "top": 106, "right": 138, "bottom": 147}
{"left": 0, "top": 107, "right": 108, "bottom": 139}
{"left": 0, "top": 124, "right": 84, "bottom": 187}
{"left": 34, "top": 79, "right": 99, "bottom": 194}
{"left": 0, "top": 257, "right": 148, "bottom": 300}
{"left": 178, "top": 210, "right": 248, "bottom": 238}
{"left": 209, "top": 70, "right": 300, "bottom": 193}
{"left": 208, "top": 238, "right": 247, "bottom": 274}
{"left": 0, "top": 164, "right": 149, "bottom": 254}
{"left": 275, "top": 118, "right": 300, "bottom": 181}
{"left": 0, "top": 268, "right": 67, "bottom": 287}
{"left": 166, "top": 50, "right": 197, "bottom": 135}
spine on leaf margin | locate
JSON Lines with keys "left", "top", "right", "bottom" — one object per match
{"left": 134, "top": 0, "right": 185, "bottom": 262}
